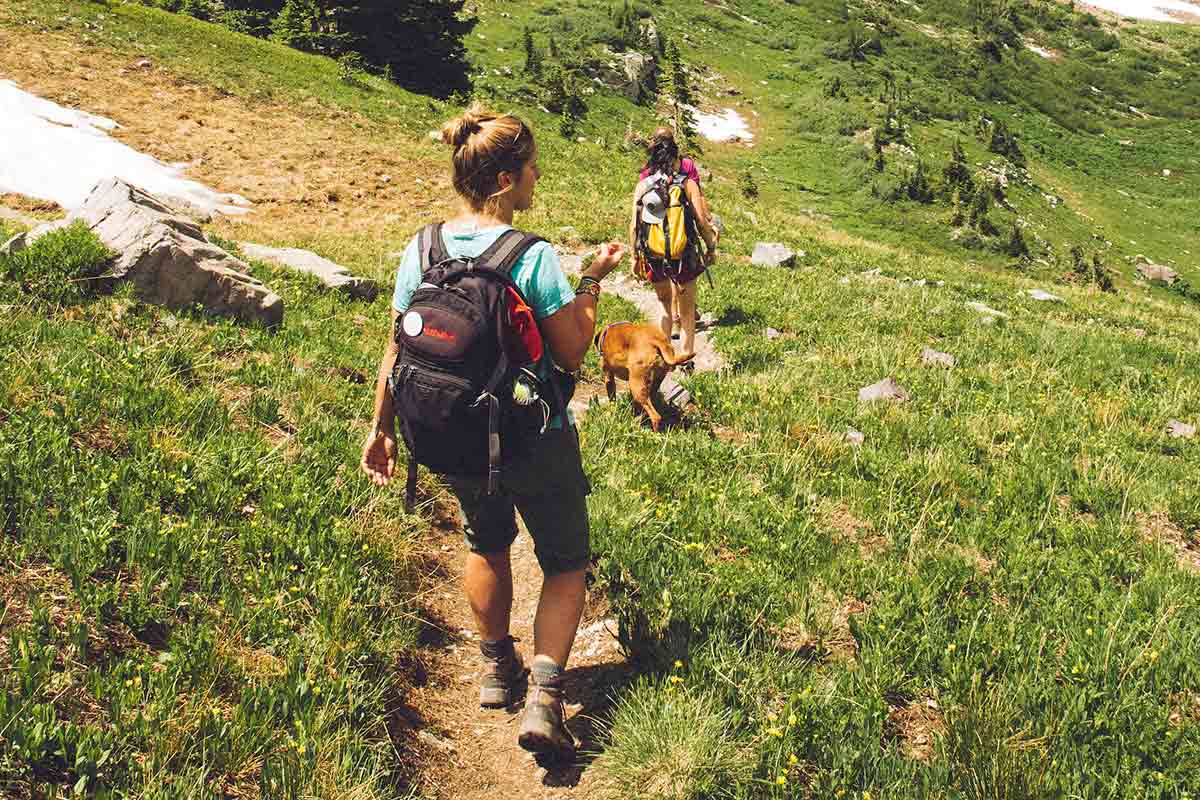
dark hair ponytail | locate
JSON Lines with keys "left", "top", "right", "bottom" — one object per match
{"left": 646, "top": 137, "right": 680, "bottom": 177}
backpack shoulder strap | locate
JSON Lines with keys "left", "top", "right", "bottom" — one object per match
{"left": 418, "top": 222, "right": 450, "bottom": 272}
{"left": 474, "top": 229, "right": 545, "bottom": 277}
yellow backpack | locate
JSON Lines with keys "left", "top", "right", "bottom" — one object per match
{"left": 640, "top": 173, "right": 694, "bottom": 261}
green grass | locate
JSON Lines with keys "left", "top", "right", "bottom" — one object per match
{"left": 0, "top": 228, "right": 429, "bottom": 796}
{"left": 2, "top": 0, "right": 1200, "bottom": 798}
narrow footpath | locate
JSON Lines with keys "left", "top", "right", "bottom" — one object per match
{"left": 402, "top": 253, "right": 724, "bottom": 798}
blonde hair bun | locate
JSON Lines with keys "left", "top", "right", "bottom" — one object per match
{"left": 442, "top": 107, "right": 491, "bottom": 149}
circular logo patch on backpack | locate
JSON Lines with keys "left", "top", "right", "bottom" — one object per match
{"left": 402, "top": 310, "right": 424, "bottom": 337}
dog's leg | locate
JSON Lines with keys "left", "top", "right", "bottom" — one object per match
{"left": 604, "top": 366, "right": 617, "bottom": 402}
{"left": 630, "top": 373, "right": 663, "bottom": 432}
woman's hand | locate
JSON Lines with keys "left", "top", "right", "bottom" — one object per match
{"left": 583, "top": 242, "right": 626, "bottom": 281}
{"left": 361, "top": 428, "right": 397, "bottom": 486}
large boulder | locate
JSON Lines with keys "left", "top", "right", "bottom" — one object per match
{"left": 751, "top": 242, "right": 797, "bottom": 268}
{"left": 5, "top": 179, "right": 282, "bottom": 326}
{"left": 240, "top": 243, "right": 379, "bottom": 301}
{"left": 596, "top": 50, "right": 656, "bottom": 102}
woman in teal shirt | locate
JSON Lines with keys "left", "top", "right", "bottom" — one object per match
{"left": 362, "top": 106, "right": 624, "bottom": 761}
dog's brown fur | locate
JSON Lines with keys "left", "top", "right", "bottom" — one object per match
{"left": 596, "top": 322, "right": 694, "bottom": 431}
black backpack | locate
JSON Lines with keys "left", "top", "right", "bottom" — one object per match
{"left": 390, "top": 223, "right": 565, "bottom": 512}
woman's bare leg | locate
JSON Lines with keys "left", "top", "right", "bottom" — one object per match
{"left": 677, "top": 279, "right": 698, "bottom": 355}
{"left": 652, "top": 279, "right": 673, "bottom": 339}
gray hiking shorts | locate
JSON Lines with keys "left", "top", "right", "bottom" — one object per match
{"left": 445, "top": 426, "right": 591, "bottom": 576}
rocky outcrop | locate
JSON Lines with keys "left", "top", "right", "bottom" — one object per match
{"left": 3, "top": 178, "right": 282, "bottom": 326}
{"left": 595, "top": 49, "right": 656, "bottom": 103}
{"left": 240, "top": 243, "right": 379, "bottom": 301}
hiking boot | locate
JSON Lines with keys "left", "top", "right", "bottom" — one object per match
{"left": 517, "top": 657, "right": 576, "bottom": 762}
{"left": 479, "top": 635, "right": 527, "bottom": 709}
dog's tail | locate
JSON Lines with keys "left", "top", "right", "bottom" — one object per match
{"left": 655, "top": 341, "right": 695, "bottom": 368}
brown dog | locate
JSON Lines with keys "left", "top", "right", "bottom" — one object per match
{"left": 596, "top": 322, "right": 694, "bottom": 431}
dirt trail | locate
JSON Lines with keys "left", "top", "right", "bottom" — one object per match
{"left": 406, "top": 255, "right": 724, "bottom": 799}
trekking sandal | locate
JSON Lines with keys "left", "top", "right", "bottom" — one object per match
{"left": 479, "top": 635, "right": 527, "bottom": 709}
{"left": 517, "top": 659, "right": 577, "bottom": 762}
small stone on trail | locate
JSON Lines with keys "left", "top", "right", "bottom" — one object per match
{"left": 766, "top": 327, "right": 781, "bottom": 340}
{"left": 1166, "top": 420, "right": 1195, "bottom": 439}
{"left": 859, "top": 377, "right": 909, "bottom": 403}
{"left": 1023, "top": 289, "right": 1062, "bottom": 302}
{"left": 846, "top": 428, "right": 865, "bottom": 447}
{"left": 751, "top": 242, "right": 797, "bottom": 268}
{"left": 135, "top": 59, "right": 152, "bottom": 69}
{"left": 920, "top": 348, "right": 955, "bottom": 368}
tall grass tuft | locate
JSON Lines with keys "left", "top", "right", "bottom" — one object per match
{"left": 594, "top": 681, "right": 750, "bottom": 800}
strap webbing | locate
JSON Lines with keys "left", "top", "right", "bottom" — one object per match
{"left": 474, "top": 228, "right": 544, "bottom": 276}
{"left": 418, "top": 222, "right": 450, "bottom": 273}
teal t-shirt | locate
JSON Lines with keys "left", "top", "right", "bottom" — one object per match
{"left": 392, "top": 223, "right": 576, "bottom": 428}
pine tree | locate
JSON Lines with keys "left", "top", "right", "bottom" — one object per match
{"left": 968, "top": 183, "right": 993, "bottom": 232}
{"left": 661, "top": 41, "right": 699, "bottom": 150}
{"left": 942, "top": 139, "right": 974, "bottom": 196}
{"left": 523, "top": 27, "right": 542, "bottom": 77}
{"left": 906, "top": 160, "right": 934, "bottom": 203}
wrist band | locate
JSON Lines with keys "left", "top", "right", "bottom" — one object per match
{"left": 576, "top": 276, "right": 601, "bottom": 298}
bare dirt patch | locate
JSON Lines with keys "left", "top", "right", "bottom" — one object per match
{"left": 883, "top": 696, "right": 945, "bottom": 763}
{"left": 1137, "top": 511, "right": 1200, "bottom": 573}
{"left": 823, "top": 501, "right": 888, "bottom": 557}
{"left": 0, "top": 28, "right": 450, "bottom": 245}
{"left": 0, "top": 192, "right": 63, "bottom": 217}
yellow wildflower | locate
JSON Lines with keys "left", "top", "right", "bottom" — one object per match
{"left": 776, "top": 775, "right": 787, "bottom": 786}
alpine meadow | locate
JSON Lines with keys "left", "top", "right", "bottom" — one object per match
{"left": 1, "top": 0, "right": 1199, "bottom": 798}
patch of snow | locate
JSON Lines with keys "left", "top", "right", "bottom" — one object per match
{"left": 688, "top": 106, "right": 754, "bottom": 143}
{"left": 1081, "top": 0, "right": 1200, "bottom": 21}
{"left": 0, "top": 79, "right": 250, "bottom": 216}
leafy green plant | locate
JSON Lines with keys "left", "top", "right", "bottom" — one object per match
{"left": 0, "top": 222, "right": 112, "bottom": 306}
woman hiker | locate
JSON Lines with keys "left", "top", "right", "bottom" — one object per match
{"left": 637, "top": 127, "right": 714, "bottom": 338}
{"left": 360, "top": 106, "right": 625, "bottom": 760}
{"left": 630, "top": 131, "right": 719, "bottom": 358}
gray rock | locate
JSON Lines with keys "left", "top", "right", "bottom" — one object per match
{"left": 967, "top": 301, "right": 1009, "bottom": 319}
{"left": 921, "top": 347, "right": 955, "bottom": 368}
{"left": 240, "top": 243, "right": 379, "bottom": 301}
{"left": 1166, "top": 420, "right": 1195, "bottom": 439}
{"left": 1136, "top": 261, "right": 1178, "bottom": 284}
{"left": 751, "top": 242, "right": 796, "bottom": 268}
{"left": 846, "top": 428, "right": 865, "bottom": 447}
{"left": 765, "top": 327, "right": 781, "bottom": 340}
{"left": 859, "top": 377, "right": 909, "bottom": 403}
{"left": 13, "top": 178, "right": 282, "bottom": 326}
{"left": 596, "top": 50, "right": 657, "bottom": 102}
{"left": 1023, "top": 288, "right": 1062, "bottom": 302}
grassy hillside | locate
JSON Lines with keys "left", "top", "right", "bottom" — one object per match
{"left": 2, "top": 0, "right": 1199, "bottom": 798}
